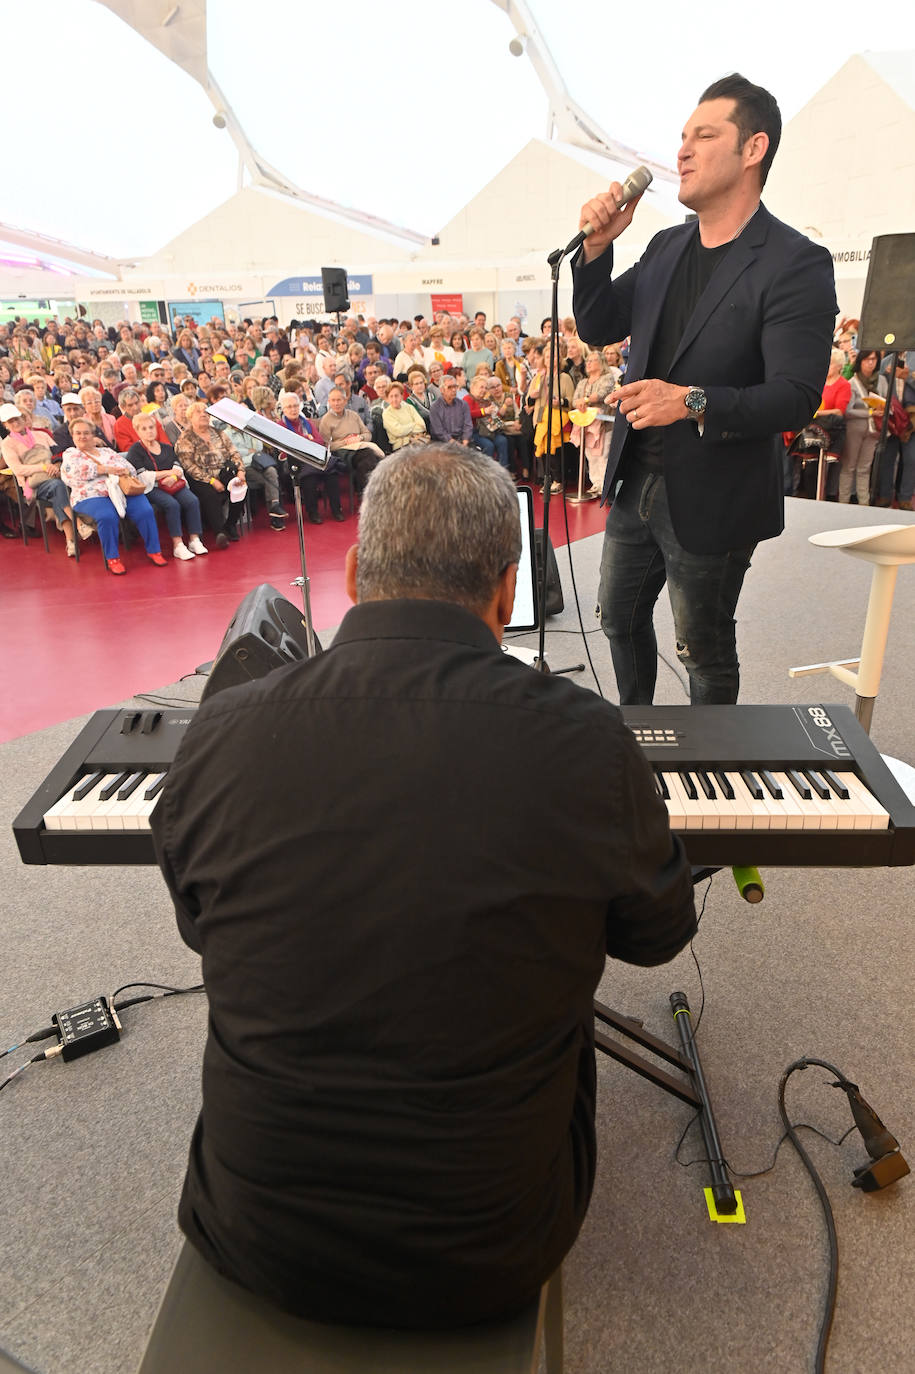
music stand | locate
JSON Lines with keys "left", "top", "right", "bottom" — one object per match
{"left": 207, "top": 398, "right": 331, "bottom": 659}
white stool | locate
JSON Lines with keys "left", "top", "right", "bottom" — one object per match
{"left": 788, "top": 523, "right": 915, "bottom": 732}
{"left": 137, "top": 1241, "right": 563, "bottom": 1374}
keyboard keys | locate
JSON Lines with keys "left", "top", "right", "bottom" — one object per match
{"left": 42, "top": 769, "right": 168, "bottom": 832}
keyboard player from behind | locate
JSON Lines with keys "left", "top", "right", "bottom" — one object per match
{"left": 152, "top": 444, "right": 697, "bottom": 1329}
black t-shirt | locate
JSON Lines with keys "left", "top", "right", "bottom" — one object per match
{"left": 629, "top": 228, "right": 732, "bottom": 470}
{"left": 153, "top": 599, "right": 695, "bottom": 1329}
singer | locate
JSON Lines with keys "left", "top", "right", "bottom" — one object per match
{"left": 573, "top": 74, "right": 837, "bottom": 705}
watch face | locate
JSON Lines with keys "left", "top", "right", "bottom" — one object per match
{"left": 686, "top": 387, "right": 706, "bottom": 415}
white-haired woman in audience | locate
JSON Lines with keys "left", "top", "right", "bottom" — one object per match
{"left": 77, "top": 386, "right": 118, "bottom": 446}
{"left": 61, "top": 417, "right": 164, "bottom": 574}
{"left": 127, "top": 411, "right": 207, "bottom": 560}
{"left": 1, "top": 402, "right": 75, "bottom": 553}
{"left": 278, "top": 390, "right": 344, "bottom": 524}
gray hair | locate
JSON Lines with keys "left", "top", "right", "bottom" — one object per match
{"left": 356, "top": 443, "right": 521, "bottom": 613}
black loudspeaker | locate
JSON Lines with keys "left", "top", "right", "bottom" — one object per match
{"left": 321, "top": 266, "right": 350, "bottom": 315}
{"left": 533, "top": 530, "right": 564, "bottom": 617}
{"left": 201, "top": 583, "right": 321, "bottom": 701}
{"left": 858, "top": 234, "right": 915, "bottom": 353}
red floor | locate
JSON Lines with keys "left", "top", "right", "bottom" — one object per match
{"left": 1, "top": 490, "right": 606, "bottom": 743}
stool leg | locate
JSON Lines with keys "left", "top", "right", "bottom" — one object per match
{"left": 855, "top": 563, "right": 899, "bottom": 732}
{"left": 532, "top": 1268, "right": 563, "bottom": 1374}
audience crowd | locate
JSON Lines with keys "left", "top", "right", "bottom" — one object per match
{"left": 1, "top": 306, "right": 911, "bottom": 572}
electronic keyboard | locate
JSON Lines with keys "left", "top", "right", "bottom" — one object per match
{"left": 13, "top": 703, "right": 915, "bottom": 869}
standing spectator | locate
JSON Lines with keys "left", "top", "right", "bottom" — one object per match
{"left": 840, "top": 350, "right": 887, "bottom": 505}
{"left": 461, "top": 329, "right": 494, "bottom": 382}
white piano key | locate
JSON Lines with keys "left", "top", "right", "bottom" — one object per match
{"left": 723, "top": 772, "right": 771, "bottom": 829}
{"left": 767, "top": 773, "right": 808, "bottom": 830}
{"left": 659, "top": 771, "right": 691, "bottom": 830}
{"left": 841, "top": 773, "right": 891, "bottom": 830}
{"left": 43, "top": 774, "right": 121, "bottom": 831}
{"left": 678, "top": 770, "right": 721, "bottom": 830}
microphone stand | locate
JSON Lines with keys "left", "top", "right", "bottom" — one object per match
{"left": 532, "top": 241, "right": 585, "bottom": 677}
{"left": 284, "top": 453, "right": 319, "bottom": 659}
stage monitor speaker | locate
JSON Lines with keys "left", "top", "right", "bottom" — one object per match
{"left": 321, "top": 266, "right": 350, "bottom": 315}
{"left": 857, "top": 234, "right": 915, "bottom": 353}
{"left": 201, "top": 583, "right": 321, "bottom": 701}
{"left": 533, "top": 530, "right": 564, "bottom": 617}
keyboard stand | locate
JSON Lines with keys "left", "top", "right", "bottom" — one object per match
{"left": 592, "top": 862, "right": 738, "bottom": 1216}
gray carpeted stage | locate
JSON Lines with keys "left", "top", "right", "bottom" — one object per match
{"left": 2, "top": 497, "right": 913, "bottom": 1374}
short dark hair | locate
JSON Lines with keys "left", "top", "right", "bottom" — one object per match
{"left": 699, "top": 73, "right": 781, "bottom": 186}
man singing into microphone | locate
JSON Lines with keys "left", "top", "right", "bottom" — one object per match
{"left": 573, "top": 74, "right": 837, "bottom": 704}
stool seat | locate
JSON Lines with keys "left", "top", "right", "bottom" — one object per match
{"left": 137, "top": 1241, "right": 562, "bottom": 1374}
{"left": 809, "top": 523, "right": 915, "bottom": 564}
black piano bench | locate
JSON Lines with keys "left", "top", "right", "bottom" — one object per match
{"left": 136, "top": 1240, "right": 564, "bottom": 1374}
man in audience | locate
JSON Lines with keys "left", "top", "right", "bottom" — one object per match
{"left": 153, "top": 442, "right": 695, "bottom": 1329}
{"left": 114, "top": 388, "right": 168, "bottom": 451}
{"left": 430, "top": 373, "right": 472, "bottom": 445}
{"left": 318, "top": 386, "right": 381, "bottom": 494}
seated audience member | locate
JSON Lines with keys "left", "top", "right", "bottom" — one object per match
{"left": 404, "top": 366, "right": 436, "bottom": 426}
{"left": 426, "top": 360, "right": 446, "bottom": 398}
{"left": 127, "top": 411, "right": 207, "bottom": 559}
{"left": 49, "top": 395, "right": 89, "bottom": 454}
{"left": 369, "top": 374, "right": 393, "bottom": 453}
{"left": 464, "top": 374, "right": 510, "bottom": 468}
{"left": 207, "top": 383, "right": 288, "bottom": 531}
{"left": 115, "top": 388, "right": 169, "bottom": 451}
{"left": 152, "top": 442, "right": 696, "bottom": 1329}
{"left": 452, "top": 365, "right": 469, "bottom": 400}
{"left": 359, "top": 362, "right": 382, "bottom": 402}
{"left": 28, "top": 374, "right": 64, "bottom": 426}
{"left": 333, "top": 372, "right": 370, "bottom": 429}
{"left": 382, "top": 381, "right": 428, "bottom": 450}
{"left": 485, "top": 375, "right": 524, "bottom": 474}
{"left": 495, "top": 339, "right": 525, "bottom": 394}
{"left": 318, "top": 387, "right": 382, "bottom": 493}
{"left": 14, "top": 388, "right": 52, "bottom": 433}
{"left": 78, "top": 386, "right": 119, "bottom": 446}
{"left": 175, "top": 402, "right": 246, "bottom": 548}
{"left": 429, "top": 373, "right": 472, "bottom": 445}
{"left": 61, "top": 417, "right": 165, "bottom": 575}
{"left": 173, "top": 328, "right": 201, "bottom": 375}
{"left": 0, "top": 402, "right": 75, "bottom": 553}
{"left": 278, "top": 390, "right": 344, "bottom": 524}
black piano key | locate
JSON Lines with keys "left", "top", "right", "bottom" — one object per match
{"left": 72, "top": 770, "right": 105, "bottom": 802}
{"left": 99, "top": 771, "right": 131, "bottom": 801}
{"left": 116, "top": 771, "right": 146, "bottom": 801}
{"left": 741, "top": 770, "right": 764, "bottom": 800}
{"left": 804, "top": 770, "right": 831, "bottom": 800}
{"left": 679, "top": 771, "right": 699, "bottom": 801}
{"left": 759, "top": 769, "right": 784, "bottom": 799}
{"left": 695, "top": 770, "right": 717, "bottom": 800}
{"left": 143, "top": 772, "right": 168, "bottom": 801}
{"left": 820, "top": 769, "right": 850, "bottom": 800}
{"left": 786, "top": 769, "right": 812, "bottom": 800}
{"left": 654, "top": 770, "right": 670, "bottom": 800}
{"left": 713, "top": 771, "right": 735, "bottom": 800}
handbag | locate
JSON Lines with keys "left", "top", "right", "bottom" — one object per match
{"left": 887, "top": 395, "right": 913, "bottom": 442}
{"left": 118, "top": 474, "right": 147, "bottom": 497}
{"left": 159, "top": 473, "right": 187, "bottom": 494}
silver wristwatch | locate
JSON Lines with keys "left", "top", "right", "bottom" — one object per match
{"left": 684, "top": 386, "right": 707, "bottom": 419}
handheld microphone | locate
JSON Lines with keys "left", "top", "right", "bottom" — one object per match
{"left": 563, "top": 164, "right": 654, "bottom": 258}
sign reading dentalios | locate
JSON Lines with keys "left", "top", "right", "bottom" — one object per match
{"left": 268, "top": 276, "right": 373, "bottom": 298}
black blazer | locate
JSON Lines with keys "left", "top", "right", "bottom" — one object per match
{"left": 573, "top": 205, "right": 837, "bottom": 554}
